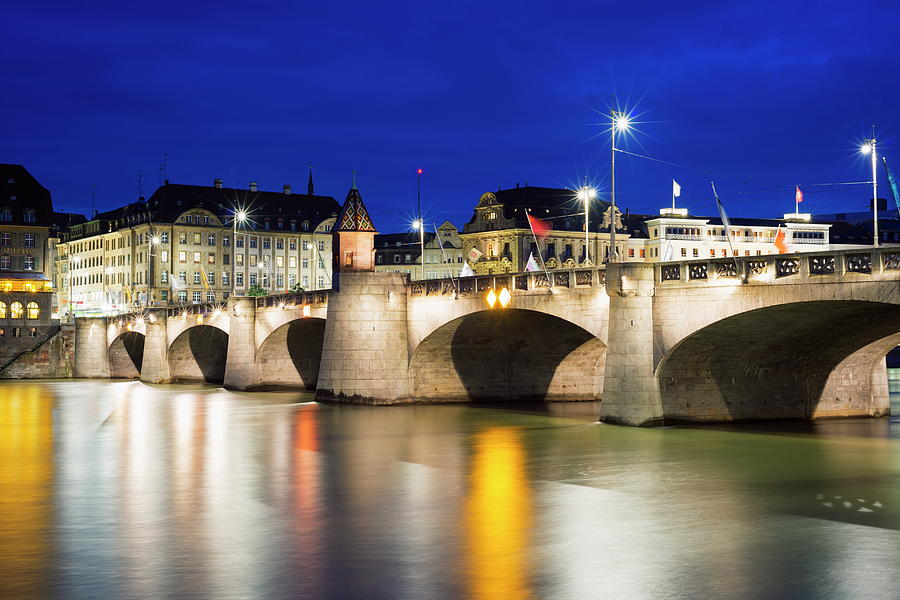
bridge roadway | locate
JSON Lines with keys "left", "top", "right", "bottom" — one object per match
{"left": 74, "top": 246, "right": 900, "bottom": 425}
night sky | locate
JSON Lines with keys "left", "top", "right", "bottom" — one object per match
{"left": 4, "top": 1, "right": 899, "bottom": 231}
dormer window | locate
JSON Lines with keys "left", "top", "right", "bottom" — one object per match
{"left": 0, "top": 208, "right": 11, "bottom": 222}
{"left": 302, "top": 220, "right": 310, "bottom": 231}
{"left": 23, "top": 210, "right": 36, "bottom": 223}
{"left": 486, "top": 211, "right": 497, "bottom": 220}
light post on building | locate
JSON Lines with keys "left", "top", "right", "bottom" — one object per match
{"left": 861, "top": 132, "right": 879, "bottom": 246}
{"left": 149, "top": 234, "right": 160, "bottom": 307}
{"left": 609, "top": 110, "right": 630, "bottom": 261}
{"left": 232, "top": 208, "right": 248, "bottom": 297}
{"left": 412, "top": 218, "right": 425, "bottom": 280}
{"left": 576, "top": 185, "right": 597, "bottom": 264}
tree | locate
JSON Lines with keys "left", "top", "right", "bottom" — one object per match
{"left": 247, "top": 284, "right": 268, "bottom": 297}
{"left": 289, "top": 283, "right": 305, "bottom": 294}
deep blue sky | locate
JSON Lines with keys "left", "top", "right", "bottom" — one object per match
{"left": 4, "top": 1, "right": 899, "bottom": 231}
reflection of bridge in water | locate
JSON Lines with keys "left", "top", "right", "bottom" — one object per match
{"left": 75, "top": 247, "right": 900, "bottom": 426}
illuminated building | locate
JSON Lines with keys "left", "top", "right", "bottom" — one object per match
{"left": 56, "top": 177, "right": 340, "bottom": 315}
{"left": 374, "top": 221, "right": 464, "bottom": 279}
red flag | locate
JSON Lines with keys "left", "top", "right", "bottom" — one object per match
{"left": 527, "top": 213, "right": 550, "bottom": 239}
{"left": 774, "top": 227, "right": 789, "bottom": 254}
{"left": 795, "top": 186, "right": 803, "bottom": 204}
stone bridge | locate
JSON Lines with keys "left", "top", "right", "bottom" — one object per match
{"left": 73, "top": 247, "right": 900, "bottom": 425}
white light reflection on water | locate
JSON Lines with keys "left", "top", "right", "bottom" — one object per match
{"left": 0, "top": 382, "right": 900, "bottom": 599}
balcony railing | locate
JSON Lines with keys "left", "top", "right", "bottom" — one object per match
{"left": 665, "top": 234, "right": 702, "bottom": 241}
{"left": 792, "top": 238, "right": 827, "bottom": 244}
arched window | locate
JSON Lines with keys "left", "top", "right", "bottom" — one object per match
{"left": 26, "top": 302, "right": 39, "bottom": 319}
{"left": 10, "top": 302, "right": 23, "bottom": 319}
{"left": 23, "top": 209, "right": 36, "bottom": 223}
{"left": 0, "top": 302, "right": 6, "bottom": 318}
{"left": 302, "top": 220, "right": 310, "bottom": 232}
{"left": 0, "top": 208, "right": 11, "bottom": 222}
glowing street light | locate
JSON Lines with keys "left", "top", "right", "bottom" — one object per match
{"left": 233, "top": 207, "right": 249, "bottom": 297}
{"left": 861, "top": 134, "right": 878, "bottom": 246}
{"left": 412, "top": 218, "right": 425, "bottom": 281}
{"left": 609, "top": 110, "right": 630, "bottom": 261}
{"left": 576, "top": 185, "right": 598, "bottom": 264}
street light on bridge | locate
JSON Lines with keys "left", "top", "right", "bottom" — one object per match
{"left": 860, "top": 133, "right": 879, "bottom": 247}
{"left": 576, "top": 185, "right": 598, "bottom": 264}
{"left": 609, "top": 110, "right": 630, "bottom": 262}
{"left": 233, "top": 208, "right": 249, "bottom": 297}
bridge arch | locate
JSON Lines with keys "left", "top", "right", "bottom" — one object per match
{"left": 655, "top": 300, "right": 900, "bottom": 421}
{"left": 255, "top": 317, "right": 326, "bottom": 390}
{"left": 168, "top": 324, "right": 229, "bottom": 384}
{"left": 409, "top": 308, "right": 605, "bottom": 402}
{"left": 108, "top": 331, "right": 145, "bottom": 378}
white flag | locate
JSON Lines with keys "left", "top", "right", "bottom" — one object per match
{"left": 673, "top": 179, "right": 681, "bottom": 198}
{"left": 460, "top": 262, "right": 475, "bottom": 277}
{"left": 663, "top": 242, "right": 674, "bottom": 262}
{"left": 525, "top": 252, "right": 540, "bottom": 272}
{"left": 467, "top": 246, "right": 484, "bottom": 263}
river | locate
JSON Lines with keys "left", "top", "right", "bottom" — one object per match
{"left": 1, "top": 380, "right": 899, "bottom": 599}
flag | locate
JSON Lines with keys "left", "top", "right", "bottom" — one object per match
{"left": 525, "top": 252, "right": 540, "bottom": 272}
{"left": 795, "top": 185, "right": 803, "bottom": 204}
{"left": 712, "top": 184, "right": 731, "bottom": 240}
{"left": 467, "top": 246, "right": 483, "bottom": 263}
{"left": 774, "top": 227, "right": 789, "bottom": 254}
{"left": 460, "top": 262, "right": 475, "bottom": 277}
{"left": 663, "top": 242, "right": 673, "bottom": 262}
{"left": 527, "top": 212, "right": 550, "bottom": 239}
{"left": 673, "top": 179, "right": 681, "bottom": 198}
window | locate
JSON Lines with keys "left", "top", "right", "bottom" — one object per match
{"left": 318, "top": 241, "right": 325, "bottom": 251}
{"left": 302, "top": 241, "right": 310, "bottom": 251}
{"left": 194, "top": 272, "right": 201, "bottom": 284}
{"left": 0, "top": 302, "right": 5, "bottom": 318}
{"left": 0, "top": 233, "right": 9, "bottom": 246}
{"left": 222, "top": 272, "right": 229, "bottom": 286}
{"left": 178, "top": 291, "right": 188, "bottom": 302}
{"left": 24, "top": 256, "right": 34, "bottom": 270}
{"left": 236, "top": 254, "right": 244, "bottom": 266}
{"left": 12, "top": 328, "right": 20, "bottom": 338}
{"left": 628, "top": 248, "right": 635, "bottom": 258}
{"left": 709, "top": 249, "right": 716, "bottom": 257}
{"left": 29, "top": 327, "right": 37, "bottom": 337}
{"left": 203, "top": 216, "right": 210, "bottom": 225}
{"left": 276, "top": 256, "right": 283, "bottom": 268}
{"left": 302, "top": 221, "right": 310, "bottom": 232}
{"left": 302, "top": 258, "right": 309, "bottom": 269}
{"left": 179, "top": 251, "right": 186, "bottom": 263}
{"left": 276, "top": 239, "right": 284, "bottom": 250}
{"left": 207, "top": 292, "right": 215, "bottom": 302}
{"left": 193, "top": 251, "right": 201, "bottom": 263}
{"left": 179, "top": 233, "right": 187, "bottom": 244}
{"left": 249, "top": 255, "right": 257, "bottom": 267}
{"left": 404, "top": 254, "right": 411, "bottom": 264}
{"left": 249, "top": 273, "right": 257, "bottom": 285}
{"left": 263, "top": 238, "right": 271, "bottom": 250}
{"left": 161, "top": 270, "right": 168, "bottom": 283}
{"left": 208, "top": 253, "right": 215, "bottom": 264}
{"left": 289, "top": 239, "right": 297, "bottom": 250}
{"left": 236, "top": 272, "right": 244, "bottom": 286}
{"left": 192, "top": 291, "right": 201, "bottom": 303}
{"left": 276, "top": 274, "right": 283, "bottom": 287}
{"left": 161, "top": 290, "right": 168, "bottom": 301}
{"left": 318, "top": 276, "right": 324, "bottom": 288}
{"left": 721, "top": 249, "right": 727, "bottom": 257}
{"left": 692, "top": 248, "right": 699, "bottom": 257}
{"left": 289, "top": 256, "right": 296, "bottom": 268}
{"left": 393, "top": 255, "right": 400, "bottom": 264}
{"left": 207, "top": 271, "right": 215, "bottom": 285}
{"left": 160, "top": 232, "right": 169, "bottom": 243}
{"left": 249, "top": 237, "right": 258, "bottom": 249}
{"left": 10, "top": 302, "right": 23, "bottom": 319}
{"left": 323, "top": 223, "right": 332, "bottom": 232}
{"left": 680, "top": 248, "right": 687, "bottom": 257}
{"left": 161, "top": 250, "right": 168, "bottom": 263}
{"left": 264, "top": 221, "right": 270, "bottom": 231}
{"left": 193, "top": 233, "right": 201, "bottom": 245}
{"left": 26, "top": 302, "right": 39, "bottom": 319}
{"left": 223, "top": 235, "right": 230, "bottom": 247}
{"left": 179, "top": 271, "right": 187, "bottom": 282}
{"left": 208, "top": 234, "right": 216, "bottom": 245}
{"left": 223, "top": 254, "right": 230, "bottom": 265}
{"left": 0, "top": 209, "right": 11, "bottom": 222}
{"left": 236, "top": 236, "right": 244, "bottom": 248}
{"left": 302, "top": 275, "right": 309, "bottom": 287}
{"left": 289, "top": 275, "right": 296, "bottom": 287}
{"left": 24, "top": 234, "right": 34, "bottom": 247}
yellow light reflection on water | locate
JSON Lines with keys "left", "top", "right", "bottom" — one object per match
{"left": 0, "top": 385, "right": 53, "bottom": 597}
{"left": 465, "top": 427, "right": 532, "bottom": 600}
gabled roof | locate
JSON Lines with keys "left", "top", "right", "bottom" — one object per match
{"left": 465, "top": 185, "right": 612, "bottom": 233}
{"left": 335, "top": 186, "right": 377, "bottom": 232}
{"left": 0, "top": 164, "right": 54, "bottom": 227}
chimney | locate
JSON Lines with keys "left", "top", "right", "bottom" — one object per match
{"left": 283, "top": 184, "right": 292, "bottom": 195}
{"left": 249, "top": 181, "right": 258, "bottom": 192}
{"left": 214, "top": 178, "right": 223, "bottom": 188}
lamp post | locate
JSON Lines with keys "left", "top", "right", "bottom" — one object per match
{"left": 609, "top": 110, "right": 630, "bottom": 261}
{"left": 861, "top": 134, "right": 878, "bottom": 246}
{"left": 412, "top": 218, "right": 425, "bottom": 280}
{"left": 577, "top": 185, "right": 597, "bottom": 264}
{"left": 232, "top": 209, "right": 248, "bottom": 297}
{"left": 148, "top": 233, "right": 160, "bottom": 307}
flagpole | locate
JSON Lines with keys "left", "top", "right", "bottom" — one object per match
{"left": 711, "top": 181, "right": 739, "bottom": 271}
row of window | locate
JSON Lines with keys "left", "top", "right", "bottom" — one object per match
{"left": 0, "top": 301, "right": 40, "bottom": 319}
{"left": 0, "top": 256, "right": 36, "bottom": 270}
{"left": 0, "top": 233, "right": 37, "bottom": 247}
{"left": 0, "top": 208, "right": 37, "bottom": 223}
{"left": 0, "top": 327, "right": 39, "bottom": 337}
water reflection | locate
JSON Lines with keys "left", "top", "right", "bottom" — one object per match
{"left": 0, "top": 382, "right": 900, "bottom": 599}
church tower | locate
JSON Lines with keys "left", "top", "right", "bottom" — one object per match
{"left": 332, "top": 175, "right": 377, "bottom": 288}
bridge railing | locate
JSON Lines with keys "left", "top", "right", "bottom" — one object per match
{"left": 409, "top": 267, "right": 606, "bottom": 298}
{"left": 656, "top": 246, "right": 900, "bottom": 285}
{"left": 254, "top": 290, "right": 329, "bottom": 310}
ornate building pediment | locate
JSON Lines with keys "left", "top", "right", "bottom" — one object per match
{"left": 476, "top": 192, "right": 498, "bottom": 208}
{"left": 545, "top": 257, "right": 560, "bottom": 269}
{"left": 601, "top": 206, "right": 624, "bottom": 231}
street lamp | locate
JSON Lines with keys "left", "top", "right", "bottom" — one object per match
{"left": 576, "top": 185, "right": 598, "bottom": 264}
{"left": 412, "top": 218, "right": 425, "bottom": 280}
{"left": 861, "top": 135, "right": 878, "bottom": 246}
{"left": 148, "top": 233, "right": 161, "bottom": 308}
{"left": 610, "top": 110, "right": 630, "bottom": 261}
{"left": 233, "top": 208, "right": 248, "bottom": 297}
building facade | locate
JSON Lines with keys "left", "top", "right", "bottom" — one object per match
{"left": 375, "top": 221, "right": 464, "bottom": 279}
{"left": 56, "top": 178, "right": 340, "bottom": 316}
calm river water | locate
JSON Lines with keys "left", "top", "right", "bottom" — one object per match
{"left": 2, "top": 381, "right": 900, "bottom": 599}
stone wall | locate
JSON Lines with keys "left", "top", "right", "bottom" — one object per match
{"left": 0, "top": 325, "right": 74, "bottom": 379}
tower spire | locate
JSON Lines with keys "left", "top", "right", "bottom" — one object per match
{"left": 351, "top": 170, "right": 357, "bottom": 190}
{"left": 307, "top": 163, "right": 314, "bottom": 196}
